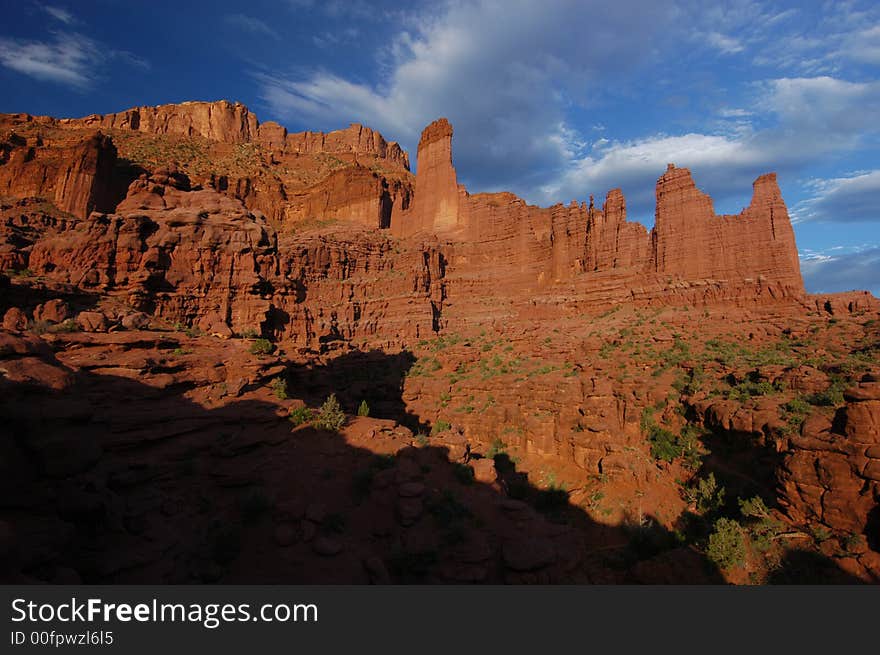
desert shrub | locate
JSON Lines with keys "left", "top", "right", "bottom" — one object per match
{"left": 706, "top": 517, "right": 747, "bottom": 570}
{"left": 738, "top": 495, "right": 770, "bottom": 519}
{"left": 314, "top": 393, "right": 346, "bottom": 431}
{"left": 288, "top": 405, "right": 314, "bottom": 427}
{"left": 738, "top": 495, "right": 782, "bottom": 554}
{"left": 430, "top": 419, "right": 452, "bottom": 435}
{"left": 685, "top": 472, "right": 725, "bottom": 515}
{"left": 30, "top": 320, "right": 50, "bottom": 335}
{"left": 810, "top": 524, "right": 832, "bottom": 543}
{"left": 645, "top": 421, "right": 703, "bottom": 465}
{"left": 727, "top": 379, "right": 780, "bottom": 403}
{"left": 780, "top": 396, "right": 812, "bottom": 434}
{"left": 50, "top": 319, "right": 80, "bottom": 333}
{"left": 269, "top": 376, "right": 288, "bottom": 400}
{"left": 248, "top": 338, "right": 274, "bottom": 355}
{"left": 806, "top": 378, "right": 846, "bottom": 407}
{"left": 784, "top": 396, "right": 811, "bottom": 415}
{"left": 648, "top": 425, "right": 680, "bottom": 462}
{"left": 241, "top": 328, "right": 259, "bottom": 339}
{"left": 486, "top": 438, "right": 507, "bottom": 459}
{"left": 357, "top": 400, "right": 370, "bottom": 417}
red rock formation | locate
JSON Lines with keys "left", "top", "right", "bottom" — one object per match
{"left": 62, "top": 102, "right": 411, "bottom": 170}
{"left": 3, "top": 103, "right": 413, "bottom": 231}
{"left": 0, "top": 131, "right": 119, "bottom": 219}
{"left": 391, "top": 119, "right": 805, "bottom": 317}
{"left": 778, "top": 372, "right": 880, "bottom": 539}
{"left": 653, "top": 165, "right": 802, "bottom": 291}
{"left": 287, "top": 165, "right": 409, "bottom": 228}
{"left": 393, "top": 119, "right": 461, "bottom": 237}
{"left": 63, "top": 100, "right": 259, "bottom": 144}
{"left": 585, "top": 189, "right": 651, "bottom": 272}
{"left": 3, "top": 173, "right": 439, "bottom": 347}
{"left": 283, "top": 123, "right": 410, "bottom": 170}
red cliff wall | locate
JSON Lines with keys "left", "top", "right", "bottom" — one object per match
{"left": 392, "top": 119, "right": 461, "bottom": 237}
{"left": 0, "top": 130, "right": 119, "bottom": 219}
{"left": 653, "top": 164, "right": 802, "bottom": 291}
{"left": 394, "top": 118, "right": 805, "bottom": 309}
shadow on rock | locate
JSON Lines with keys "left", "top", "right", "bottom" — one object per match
{"left": 0, "top": 331, "right": 866, "bottom": 584}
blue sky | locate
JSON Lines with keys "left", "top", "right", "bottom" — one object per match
{"left": 1, "top": 0, "right": 878, "bottom": 294}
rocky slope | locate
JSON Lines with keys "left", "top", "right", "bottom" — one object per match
{"left": 0, "top": 100, "right": 878, "bottom": 584}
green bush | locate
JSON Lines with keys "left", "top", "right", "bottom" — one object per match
{"left": 249, "top": 338, "right": 274, "bottom": 355}
{"left": 430, "top": 419, "right": 452, "bottom": 435}
{"left": 727, "top": 379, "right": 780, "bottom": 403}
{"left": 738, "top": 495, "right": 782, "bottom": 554}
{"left": 646, "top": 422, "right": 703, "bottom": 465}
{"left": 685, "top": 472, "right": 725, "bottom": 514}
{"left": 288, "top": 405, "right": 314, "bottom": 427}
{"left": 648, "top": 425, "right": 680, "bottom": 462}
{"left": 486, "top": 438, "right": 507, "bottom": 459}
{"left": 314, "top": 394, "right": 346, "bottom": 431}
{"left": 357, "top": 400, "right": 370, "bottom": 417}
{"left": 738, "top": 495, "right": 770, "bottom": 519}
{"left": 706, "top": 517, "right": 746, "bottom": 570}
{"left": 269, "top": 377, "right": 288, "bottom": 400}
{"left": 806, "top": 378, "right": 847, "bottom": 407}
{"left": 51, "top": 319, "right": 81, "bottom": 334}
{"left": 783, "top": 396, "right": 811, "bottom": 415}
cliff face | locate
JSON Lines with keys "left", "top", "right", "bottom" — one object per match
{"left": 4, "top": 102, "right": 413, "bottom": 229}
{"left": 282, "top": 123, "right": 410, "bottom": 171}
{"left": 2, "top": 170, "right": 440, "bottom": 348}
{"left": 64, "top": 100, "right": 260, "bottom": 144}
{"left": 391, "top": 118, "right": 805, "bottom": 313}
{"left": 392, "top": 118, "right": 460, "bottom": 237}
{"left": 653, "top": 165, "right": 802, "bottom": 288}
{"left": 0, "top": 130, "right": 121, "bottom": 219}
{"left": 63, "top": 101, "right": 410, "bottom": 170}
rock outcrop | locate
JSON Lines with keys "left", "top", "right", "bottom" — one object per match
{"left": 2, "top": 103, "right": 413, "bottom": 230}
{"left": 2, "top": 169, "right": 440, "bottom": 347}
{"left": 779, "top": 372, "right": 880, "bottom": 539}
{"left": 394, "top": 118, "right": 460, "bottom": 236}
{"left": 0, "top": 131, "right": 120, "bottom": 219}
{"left": 653, "top": 165, "right": 802, "bottom": 289}
{"left": 65, "top": 100, "right": 260, "bottom": 144}
{"left": 62, "top": 101, "right": 410, "bottom": 169}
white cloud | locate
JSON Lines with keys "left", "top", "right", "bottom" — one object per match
{"left": 792, "top": 170, "right": 880, "bottom": 224}
{"left": 0, "top": 30, "right": 147, "bottom": 89}
{"left": 542, "top": 75, "right": 880, "bottom": 215}
{"left": 800, "top": 246, "right": 880, "bottom": 295}
{"left": 224, "top": 14, "right": 281, "bottom": 40}
{"left": 703, "top": 31, "right": 744, "bottom": 54}
{"left": 0, "top": 32, "right": 99, "bottom": 87}
{"left": 759, "top": 77, "right": 880, "bottom": 136}
{"left": 259, "top": 0, "right": 674, "bottom": 193}
{"left": 39, "top": 4, "right": 76, "bottom": 25}
{"left": 841, "top": 24, "right": 880, "bottom": 64}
